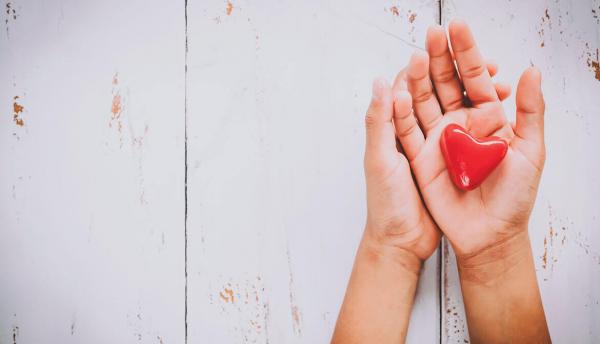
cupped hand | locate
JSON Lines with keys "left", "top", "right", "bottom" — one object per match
{"left": 363, "top": 77, "right": 440, "bottom": 262}
{"left": 393, "top": 20, "right": 545, "bottom": 259}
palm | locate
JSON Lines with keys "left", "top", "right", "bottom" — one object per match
{"left": 363, "top": 79, "right": 440, "bottom": 261}
{"left": 367, "top": 147, "right": 440, "bottom": 259}
{"left": 411, "top": 109, "right": 542, "bottom": 256}
{"left": 394, "top": 21, "right": 545, "bottom": 258}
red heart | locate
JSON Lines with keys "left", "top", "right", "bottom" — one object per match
{"left": 440, "top": 124, "right": 508, "bottom": 191}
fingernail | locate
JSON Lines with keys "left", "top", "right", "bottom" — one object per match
{"left": 408, "top": 51, "right": 428, "bottom": 71}
{"left": 450, "top": 17, "right": 466, "bottom": 26}
{"left": 394, "top": 90, "right": 406, "bottom": 103}
{"left": 429, "top": 24, "right": 444, "bottom": 32}
{"left": 372, "top": 77, "right": 385, "bottom": 101}
{"left": 393, "top": 90, "right": 401, "bottom": 103}
{"left": 412, "top": 50, "right": 429, "bottom": 61}
{"left": 399, "top": 74, "right": 407, "bottom": 90}
{"left": 529, "top": 66, "right": 542, "bottom": 84}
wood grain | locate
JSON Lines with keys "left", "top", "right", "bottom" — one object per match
{"left": 1, "top": 0, "right": 598, "bottom": 343}
{"left": 185, "top": 0, "right": 440, "bottom": 342}
{"left": 0, "top": 1, "right": 185, "bottom": 342}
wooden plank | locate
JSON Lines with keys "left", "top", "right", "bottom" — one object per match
{"left": 185, "top": 0, "right": 441, "bottom": 342}
{"left": 441, "top": 0, "right": 600, "bottom": 342}
{"left": 0, "top": 1, "right": 185, "bottom": 342}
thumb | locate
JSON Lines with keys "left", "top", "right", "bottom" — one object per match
{"left": 365, "top": 77, "right": 395, "bottom": 156}
{"left": 515, "top": 67, "right": 545, "bottom": 145}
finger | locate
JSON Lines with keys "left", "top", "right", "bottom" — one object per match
{"left": 495, "top": 82, "right": 511, "bottom": 101}
{"left": 515, "top": 67, "right": 544, "bottom": 146}
{"left": 407, "top": 51, "right": 443, "bottom": 134}
{"left": 487, "top": 60, "right": 498, "bottom": 77}
{"left": 391, "top": 69, "right": 416, "bottom": 156}
{"left": 449, "top": 19, "right": 499, "bottom": 106}
{"left": 365, "top": 78, "right": 397, "bottom": 156}
{"left": 427, "top": 23, "right": 502, "bottom": 112}
{"left": 450, "top": 57, "right": 497, "bottom": 79}
{"left": 393, "top": 90, "right": 424, "bottom": 161}
{"left": 436, "top": 62, "right": 501, "bottom": 101}
{"left": 426, "top": 25, "right": 464, "bottom": 112}
{"left": 393, "top": 68, "right": 408, "bottom": 93}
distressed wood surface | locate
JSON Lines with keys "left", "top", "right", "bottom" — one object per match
{"left": 185, "top": 1, "right": 440, "bottom": 343}
{"left": 1, "top": 0, "right": 599, "bottom": 343}
{"left": 0, "top": 0, "right": 185, "bottom": 343}
{"left": 441, "top": 0, "right": 600, "bottom": 343}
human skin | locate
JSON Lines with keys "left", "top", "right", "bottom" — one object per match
{"left": 331, "top": 43, "right": 507, "bottom": 344}
{"left": 331, "top": 75, "right": 440, "bottom": 344}
{"left": 394, "top": 19, "right": 551, "bottom": 343}
{"left": 332, "top": 18, "right": 549, "bottom": 343}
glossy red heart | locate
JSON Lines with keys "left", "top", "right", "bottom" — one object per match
{"left": 440, "top": 124, "right": 508, "bottom": 191}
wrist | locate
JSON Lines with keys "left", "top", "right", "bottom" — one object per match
{"left": 360, "top": 227, "right": 423, "bottom": 276}
{"left": 333, "top": 225, "right": 423, "bottom": 344}
{"left": 454, "top": 230, "right": 550, "bottom": 342}
{"left": 455, "top": 230, "right": 532, "bottom": 285}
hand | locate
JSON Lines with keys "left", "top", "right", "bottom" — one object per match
{"left": 394, "top": 20, "right": 545, "bottom": 261}
{"left": 363, "top": 43, "right": 506, "bottom": 265}
{"left": 363, "top": 77, "right": 440, "bottom": 265}
{"left": 332, "top": 76, "right": 443, "bottom": 344}
{"left": 394, "top": 19, "right": 550, "bottom": 342}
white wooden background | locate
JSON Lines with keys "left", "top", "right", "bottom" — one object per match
{"left": 0, "top": 0, "right": 598, "bottom": 343}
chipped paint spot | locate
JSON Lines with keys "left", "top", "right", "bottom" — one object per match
{"left": 109, "top": 73, "right": 124, "bottom": 141}
{"left": 213, "top": 276, "right": 269, "bottom": 342}
{"left": 443, "top": 239, "right": 450, "bottom": 340}
{"left": 12, "top": 95, "right": 24, "bottom": 126}
{"left": 542, "top": 205, "right": 559, "bottom": 271}
{"left": 108, "top": 72, "right": 127, "bottom": 147}
{"left": 132, "top": 125, "right": 148, "bottom": 149}
{"left": 408, "top": 12, "right": 417, "bottom": 23}
{"left": 126, "top": 307, "right": 145, "bottom": 342}
{"left": 111, "top": 94, "right": 122, "bottom": 119}
{"left": 541, "top": 205, "right": 571, "bottom": 274}
{"left": 538, "top": 9, "right": 548, "bottom": 47}
{"left": 572, "top": 230, "right": 600, "bottom": 265}
{"left": 131, "top": 124, "right": 149, "bottom": 205}
{"left": 5, "top": 1, "right": 17, "bottom": 37}
{"left": 226, "top": 1, "right": 233, "bottom": 15}
{"left": 385, "top": 6, "right": 417, "bottom": 42}
{"left": 586, "top": 48, "right": 600, "bottom": 82}
{"left": 407, "top": 10, "right": 416, "bottom": 43}
{"left": 219, "top": 287, "right": 235, "bottom": 303}
{"left": 106, "top": 73, "right": 148, "bottom": 203}
{"left": 12, "top": 325, "right": 18, "bottom": 344}
{"left": 110, "top": 73, "right": 122, "bottom": 121}
{"left": 286, "top": 247, "right": 302, "bottom": 336}
{"left": 442, "top": 239, "right": 469, "bottom": 341}
{"left": 542, "top": 236, "right": 548, "bottom": 269}
{"left": 291, "top": 305, "right": 301, "bottom": 330}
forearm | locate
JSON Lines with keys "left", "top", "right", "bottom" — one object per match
{"left": 456, "top": 230, "right": 550, "bottom": 343}
{"left": 332, "top": 230, "right": 422, "bottom": 344}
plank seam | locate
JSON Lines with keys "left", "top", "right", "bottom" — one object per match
{"left": 184, "top": 0, "right": 189, "bottom": 342}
